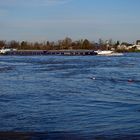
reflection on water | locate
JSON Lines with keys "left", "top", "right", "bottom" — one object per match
{"left": 0, "top": 53, "right": 140, "bottom": 139}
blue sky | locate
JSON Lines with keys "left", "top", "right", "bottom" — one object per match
{"left": 0, "top": 0, "right": 140, "bottom": 42}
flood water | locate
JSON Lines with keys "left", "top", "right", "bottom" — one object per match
{"left": 0, "top": 53, "right": 140, "bottom": 139}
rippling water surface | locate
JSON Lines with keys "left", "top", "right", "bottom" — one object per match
{"left": 0, "top": 53, "right": 140, "bottom": 139}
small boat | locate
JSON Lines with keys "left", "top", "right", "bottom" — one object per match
{"left": 95, "top": 50, "right": 113, "bottom": 55}
{"left": 0, "top": 47, "right": 17, "bottom": 54}
{"left": 95, "top": 50, "right": 123, "bottom": 56}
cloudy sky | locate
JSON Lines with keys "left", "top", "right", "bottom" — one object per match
{"left": 0, "top": 0, "right": 140, "bottom": 42}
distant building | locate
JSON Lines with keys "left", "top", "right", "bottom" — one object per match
{"left": 133, "top": 40, "right": 140, "bottom": 50}
{"left": 118, "top": 42, "right": 133, "bottom": 50}
{"left": 117, "top": 40, "right": 140, "bottom": 51}
{"left": 136, "top": 40, "right": 140, "bottom": 45}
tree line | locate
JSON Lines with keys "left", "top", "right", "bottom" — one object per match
{"left": 0, "top": 38, "right": 118, "bottom": 50}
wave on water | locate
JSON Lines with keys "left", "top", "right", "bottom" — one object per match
{"left": 0, "top": 66, "right": 14, "bottom": 72}
{"left": 89, "top": 76, "right": 140, "bottom": 84}
{"left": 0, "top": 54, "right": 140, "bottom": 139}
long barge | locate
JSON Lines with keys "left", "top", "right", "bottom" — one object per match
{"left": 0, "top": 50, "right": 97, "bottom": 56}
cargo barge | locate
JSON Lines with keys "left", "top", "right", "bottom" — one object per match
{"left": 0, "top": 49, "right": 97, "bottom": 56}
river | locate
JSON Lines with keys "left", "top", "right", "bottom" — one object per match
{"left": 0, "top": 53, "right": 140, "bottom": 139}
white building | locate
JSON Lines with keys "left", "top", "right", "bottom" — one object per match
{"left": 132, "top": 40, "right": 140, "bottom": 50}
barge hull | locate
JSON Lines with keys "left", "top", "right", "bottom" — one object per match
{"left": 1, "top": 50, "right": 97, "bottom": 56}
